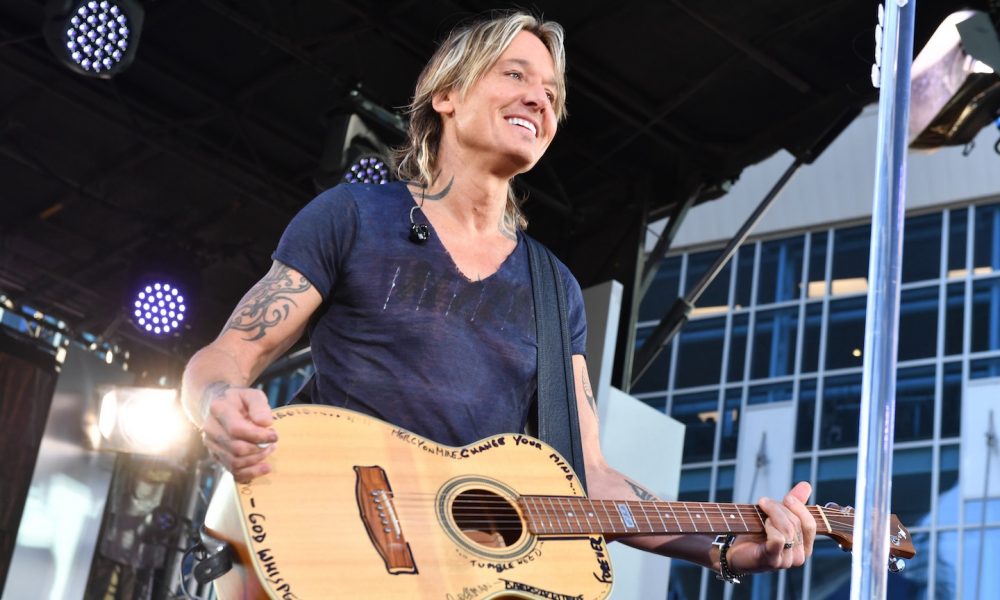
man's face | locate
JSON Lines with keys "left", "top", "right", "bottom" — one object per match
{"left": 435, "top": 31, "right": 559, "bottom": 174}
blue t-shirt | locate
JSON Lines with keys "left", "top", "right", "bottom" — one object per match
{"left": 272, "top": 182, "right": 587, "bottom": 446}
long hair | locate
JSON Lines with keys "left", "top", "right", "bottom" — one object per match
{"left": 394, "top": 11, "right": 567, "bottom": 230}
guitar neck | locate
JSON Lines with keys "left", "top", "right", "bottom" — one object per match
{"left": 519, "top": 496, "right": 839, "bottom": 538}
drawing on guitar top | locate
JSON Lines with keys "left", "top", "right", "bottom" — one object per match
{"left": 202, "top": 405, "right": 917, "bottom": 599}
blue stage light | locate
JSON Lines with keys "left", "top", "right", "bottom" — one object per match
{"left": 131, "top": 281, "right": 186, "bottom": 336}
{"left": 343, "top": 155, "right": 391, "bottom": 185}
{"left": 45, "top": 0, "right": 144, "bottom": 78}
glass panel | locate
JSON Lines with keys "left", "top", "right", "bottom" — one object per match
{"left": 751, "top": 307, "right": 799, "bottom": 379}
{"left": 728, "top": 313, "right": 749, "bottom": 383}
{"left": 807, "top": 230, "right": 829, "bottom": 298}
{"left": 667, "top": 561, "right": 702, "bottom": 600}
{"left": 820, "top": 374, "right": 862, "bottom": 449}
{"left": 640, "top": 395, "right": 667, "bottom": 413}
{"left": 686, "top": 249, "right": 730, "bottom": 311}
{"left": 757, "top": 235, "right": 805, "bottom": 305}
{"left": 802, "top": 302, "right": 823, "bottom": 373}
{"left": 970, "top": 277, "right": 1000, "bottom": 352}
{"left": 887, "top": 531, "right": 930, "bottom": 600}
{"left": 632, "top": 327, "right": 671, "bottom": 394}
{"left": 793, "top": 458, "right": 811, "bottom": 484}
{"left": 902, "top": 212, "right": 942, "bottom": 283}
{"left": 972, "top": 202, "right": 1000, "bottom": 274}
{"left": 674, "top": 317, "right": 725, "bottom": 388}
{"left": 970, "top": 356, "right": 1000, "bottom": 380}
{"left": 678, "top": 467, "right": 712, "bottom": 501}
{"left": 735, "top": 244, "right": 756, "bottom": 309}
{"left": 945, "top": 282, "right": 965, "bottom": 356}
{"left": 816, "top": 454, "right": 858, "bottom": 514}
{"left": 831, "top": 224, "right": 871, "bottom": 295}
{"left": 898, "top": 286, "right": 939, "bottom": 361}
{"left": 826, "top": 296, "right": 866, "bottom": 370}
{"left": 964, "top": 499, "right": 1000, "bottom": 527}
{"left": 719, "top": 388, "right": 742, "bottom": 460}
{"left": 732, "top": 572, "right": 778, "bottom": 600}
{"left": 796, "top": 379, "right": 817, "bottom": 452}
{"left": 671, "top": 391, "right": 720, "bottom": 463}
{"left": 948, "top": 207, "right": 968, "bottom": 277}
{"left": 941, "top": 362, "right": 962, "bottom": 438}
{"left": 639, "top": 255, "right": 681, "bottom": 322}
{"left": 809, "top": 520, "right": 853, "bottom": 598}
{"left": 892, "top": 447, "right": 932, "bottom": 526}
{"left": 715, "top": 465, "right": 735, "bottom": 503}
{"left": 936, "top": 531, "right": 958, "bottom": 599}
{"left": 786, "top": 560, "right": 806, "bottom": 600}
{"left": 938, "top": 445, "right": 959, "bottom": 526}
{"left": 748, "top": 381, "right": 793, "bottom": 405}
{"left": 962, "top": 528, "right": 1000, "bottom": 599}
{"left": 895, "top": 366, "right": 935, "bottom": 442}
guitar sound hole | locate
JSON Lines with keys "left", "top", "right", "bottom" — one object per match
{"left": 452, "top": 489, "right": 523, "bottom": 548}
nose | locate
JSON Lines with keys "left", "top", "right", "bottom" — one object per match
{"left": 521, "top": 82, "right": 549, "bottom": 112}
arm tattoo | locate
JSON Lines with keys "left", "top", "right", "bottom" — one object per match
{"left": 223, "top": 263, "right": 312, "bottom": 341}
{"left": 582, "top": 369, "right": 598, "bottom": 415}
{"left": 626, "top": 479, "right": 659, "bottom": 502}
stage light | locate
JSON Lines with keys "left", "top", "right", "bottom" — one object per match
{"left": 314, "top": 112, "right": 395, "bottom": 191}
{"left": 95, "top": 386, "right": 191, "bottom": 455}
{"left": 130, "top": 280, "right": 187, "bottom": 337}
{"left": 343, "top": 155, "right": 391, "bottom": 184}
{"left": 44, "top": 0, "right": 144, "bottom": 79}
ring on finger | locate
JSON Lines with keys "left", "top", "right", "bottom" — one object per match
{"left": 783, "top": 541, "right": 795, "bottom": 550}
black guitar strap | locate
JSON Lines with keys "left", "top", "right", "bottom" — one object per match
{"left": 523, "top": 235, "right": 589, "bottom": 493}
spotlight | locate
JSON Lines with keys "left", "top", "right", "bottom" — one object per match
{"left": 130, "top": 280, "right": 187, "bottom": 337}
{"left": 314, "top": 112, "right": 394, "bottom": 191}
{"left": 95, "top": 386, "right": 191, "bottom": 455}
{"left": 344, "top": 155, "right": 391, "bottom": 184}
{"left": 43, "top": 0, "right": 144, "bottom": 79}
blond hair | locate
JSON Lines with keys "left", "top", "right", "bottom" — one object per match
{"left": 394, "top": 11, "right": 567, "bottom": 230}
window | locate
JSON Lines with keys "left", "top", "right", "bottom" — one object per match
{"left": 802, "top": 302, "right": 823, "bottom": 372}
{"left": 671, "top": 390, "right": 720, "bottom": 463}
{"left": 727, "top": 313, "right": 749, "bottom": 382}
{"left": 973, "top": 202, "right": 1000, "bottom": 274}
{"left": 719, "top": 387, "right": 741, "bottom": 460}
{"left": 941, "top": 362, "right": 962, "bottom": 438}
{"left": 807, "top": 230, "right": 829, "bottom": 298}
{"left": 751, "top": 307, "right": 799, "bottom": 379}
{"left": 757, "top": 235, "right": 804, "bottom": 305}
{"left": 948, "top": 207, "right": 968, "bottom": 277}
{"left": 892, "top": 447, "right": 932, "bottom": 526}
{"left": 748, "top": 381, "right": 793, "bottom": 405}
{"left": 734, "top": 244, "right": 756, "bottom": 308}
{"left": 945, "top": 283, "right": 964, "bottom": 356}
{"left": 938, "top": 445, "right": 959, "bottom": 526}
{"left": 831, "top": 224, "right": 871, "bottom": 295}
{"left": 970, "top": 277, "right": 1000, "bottom": 352}
{"left": 686, "top": 249, "right": 730, "bottom": 310}
{"left": 639, "top": 255, "right": 681, "bottom": 322}
{"left": 674, "top": 317, "right": 725, "bottom": 388}
{"left": 898, "top": 286, "right": 939, "bottom": 361}
{"left": 796, "top": 379, "right": 817, "bottom": 452}
{"left": 826, "top": 296, "right": 866, "bottom": 370}
{"left": 902, "top": 213, "right": 942, "bottom": 283}
{"left": 632, "top": 327, "right": 671, "bottom": 394}
{"left": 821, "top": 374, "right": 862, "bottom": 449}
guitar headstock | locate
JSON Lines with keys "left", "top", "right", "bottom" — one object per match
{"left": 819, "top": 504, "right": 916, "bottom": 561}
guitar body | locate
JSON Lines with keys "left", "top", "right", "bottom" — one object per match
{"left": 204, "top": 405, "right": 614, "bottom": 599}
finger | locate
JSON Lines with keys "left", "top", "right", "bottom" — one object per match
{"left": 784, "top": 490, "right": 817, "bottom": 558}
{"left": 761, "top": 517, "right": 792, "bottom": 569}
{"left": 232, "top": 461, "right": 272, "bottom": 484}
{"left": 240, "top": 389, "right": 275, "bottom": 429}
{"left": 213, "top": 397, "right": 277, "bottom": 445}
{"left": 789, "top": 481, "right": 812, "bottom": 504}
{"left": 205, "top": 438, "right": 274, "bottom": 471}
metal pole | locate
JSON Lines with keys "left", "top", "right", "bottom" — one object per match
{"left": 851, "top": 2, "right": 915, "bottom": 599}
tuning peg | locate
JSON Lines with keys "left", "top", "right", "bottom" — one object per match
{"left": 841, "top": 505, "right": 854, "bottom": 516}
{"left": 888, "top": 557, "right": 905, "bottom": 573}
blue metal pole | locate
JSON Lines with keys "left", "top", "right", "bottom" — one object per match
{"left": 851, "top": 2, "right": 915, "bottom": 599}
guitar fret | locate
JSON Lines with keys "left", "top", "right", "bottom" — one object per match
{"left": 546, "top": 496, "right": 563, "bottom": 533}
{"left": 682, "top": 502, "right": 698, "bottom": 532}
{"left": 653, "top": 502, "right": 670, "bottom": 532}
{"left": 601, "top": 500, "right": 619, "bottom": 533}
{"left": 638, "top": 501, "right": 653, "bottom": 533}
{"left": 736, "top": 503, "right": 750, "bottom": 532}
{"left": 565, "top": 498, "right": 584, "bottom": 533}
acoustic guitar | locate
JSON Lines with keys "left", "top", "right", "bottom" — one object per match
{"left": 203, "top": 404, "right": 915, "bottom": 599}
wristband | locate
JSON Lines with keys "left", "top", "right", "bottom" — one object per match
{"left": 712, "top": 534, "right": 748, "bottom": 584}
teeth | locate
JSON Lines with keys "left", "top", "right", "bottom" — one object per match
{"left": 506, "top": 117, "right": 537, "bottom": 137}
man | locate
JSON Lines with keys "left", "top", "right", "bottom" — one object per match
{"left": 181, "top": 11, "right": 815, "bottom": 584}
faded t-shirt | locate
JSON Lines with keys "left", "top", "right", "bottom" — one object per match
{"left": 272, "top": 182, "right": 586, "bottom": 446}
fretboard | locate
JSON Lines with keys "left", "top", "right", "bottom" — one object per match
{"left": 518, "top": 496, "right": 837, "bottom": 537}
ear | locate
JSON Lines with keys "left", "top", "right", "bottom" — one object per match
{"left": 432, "top": 88, "right": 456, "bottom": 117}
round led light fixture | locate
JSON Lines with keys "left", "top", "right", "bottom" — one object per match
{"left": 131, "top": 281, "right": 186, "bottom": 336}
{"left": 45, "top": 0, "right": 144, "bottom": 78}
{"left": 343, "top": 155, "right": 391, "bottom": 184}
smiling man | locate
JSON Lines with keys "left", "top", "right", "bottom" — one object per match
{"left": 181, "top": 10, "right": 815, "bottom": 586}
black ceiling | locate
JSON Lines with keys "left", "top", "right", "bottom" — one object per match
{"left": 0, "top": 0, "right": 991, "bottom": 378}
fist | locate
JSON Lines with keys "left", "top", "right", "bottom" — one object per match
{"left": 199, "top": 385, "right": 278, "bottom": 483}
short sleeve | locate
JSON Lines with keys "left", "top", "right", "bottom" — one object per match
{"left": 557, "top": 261, "right": 588, "bottom": 357}
{"left": 271, "top": 185, "right": 359, "bottom": 300}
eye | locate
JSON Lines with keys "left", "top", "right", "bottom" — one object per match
{"left": 545, "top": 90, "right": 555, "bottom": 103}
{"left": 506, "top": 70, "right": 523, "bottom": 80}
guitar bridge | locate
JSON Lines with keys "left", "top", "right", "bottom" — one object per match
{"left": 354, "top": 466, "right": 418, "bottom": 574}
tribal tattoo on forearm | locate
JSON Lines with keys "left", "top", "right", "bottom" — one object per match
{"left": 223, "top": 263, "right": 312, "bottom": 341}
{"left": 625, "top": 479, "right": 659, "bottom": 501}
{"left": 582, "top": 369, "right": 598, "bottom": 415}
